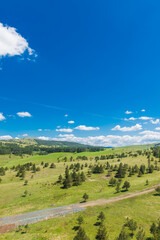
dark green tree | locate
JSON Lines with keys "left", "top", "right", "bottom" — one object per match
{"left": 136, "top": 228, "right": 145, "bottom": 240}
{"left": 96, "top": 224, "right": 108, "bottom": 240}
{"left": 83, "top": 193, "right": 89, "bottom": 202}
{"left": 73, "top": 227, "right": 90, "bottom": 240}
{"left": 122, "top": 181, "right": 130, "bottom": 191}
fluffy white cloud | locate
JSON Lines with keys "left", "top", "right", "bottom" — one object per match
{"left": 56, "top": 128, "right": 73, "bottom": 133}
{"left": 68, "top": 121, "right": 75, "bottom": 124}
{"left": 141, "top": 109, "right": 146, "bottom": 112}
{"left": 155, "top": 127, "right": 160, "bottom": 130}
{"left": 38, "top": 129, "right": 42, "bottom": 131}
{"left": 0, "top": 135, "right": 12, "bottom": 140}
{"left": 125, "top": 111, "right": 132, "bottom": 114}
{"left": 39, "top": 130, "right": 160, "bottom": 147}
{"left": 151, "top": 119, "right": 160, "bottom": 124}
{"left": 0, "top": 23, "right": 35, "bottom": 58}
{"left": 74, "top": 125, "right": 100, "bottom": 131}
{"left": 65, "top": 114, "right": 68, "bottom": 117}
{"left": 0, "top": 113, "right": 5, "bottom": 121}
{"left": 112, "top": 124, "right": 142, "bottom": 132}
{"left": 139, "top": 116, "right": 153, "bottom": 120}
{"left": 17, "top": 112, "right": 32, "bottom": 117}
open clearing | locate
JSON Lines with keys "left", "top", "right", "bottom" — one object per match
{"left": 0, "top": 183, "right": 159, "bottom": 234}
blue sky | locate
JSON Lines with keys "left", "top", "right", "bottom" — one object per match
{"left": 0, "top": 0, "right": 160, "bottom": 146}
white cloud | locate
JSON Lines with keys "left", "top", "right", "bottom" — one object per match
{"left": 125, "top": 111, "right": 133, "bottom": 114}
{"left": 38, "top": 129, "right": 42, "bottom": 131}
{"left": 37, "top": 136, "right": 50, "bottom": 141}
{"left": 112, "top": 124, "right": 142, "bottom": 132}
{"left": 139, "top": 116, "right": 153, "bottom": 120}
{"left": 56, "top": 128, "right": 73, "bottom": 133}
{"left": 0, "top": 113, "right": 5, "bottom": 121}
{"left": 15, "top": 137, "right": 19, "bottom": 139}
{"left": 68, "top": 121, "right": 75, "bottom": 124}
{"left": 141, "top": 109, "right": 146, "bottom": 112}
{"left": 22, "top": 134, "right": 28, "bottom": 137}
{"left": 124, "top": 117, "right": 137, "bottom": 121}
{"left": 58, "top": 134, "right": 75, "bottom": 137}
{"left": 65, "top": 114, "right": 68, "bottom": 117}
{"left": 17, "top": 112, "right": 32, "bottom": 117}
{"left": 40, "top": 130, "right": 160, "bottom": 147}
{"left": 74, "top": 125, "right": 100, "bottom": 131}
{"left": 151, "top": 119, "right": 160, "bottom": 124}
{"left": 0, "top": 135, "right": 12, "bottom": 140}
{"left": 155, "top": 127, "right": 160, "bottom": 130}
{"left": 0, "top": 23, "right": 35, "bottom": 58}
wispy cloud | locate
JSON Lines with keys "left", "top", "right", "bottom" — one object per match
{"left": 125, "top": 111, "right": 133, "bottom": 114}
{"left": 124, "top": 117, "right": 137, "bottom": 121}
{"left": 56, "top": 128, "right": 73, "bottom": 133}
{"left": 139, "top": 116, "right": 153, "bottom": 120}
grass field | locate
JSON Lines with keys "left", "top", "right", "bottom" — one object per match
{"left": 0, "top": 145, "right": 160, "bottom": 239}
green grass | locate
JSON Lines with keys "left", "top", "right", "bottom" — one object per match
{"left": 0, "top": 146, "right": 160, "bottom": 239}
{"left": 1, "top": 193, "right": 159, "bottom": 240}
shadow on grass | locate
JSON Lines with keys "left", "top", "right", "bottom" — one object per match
{"left": 153, "top": 193, "right": 160, "bottom": 196}
{"left": 72, "top": 226, "right": 80, "bottom": 231}
{"left": 94, "top": 222, "right": 100, "bottom": 226}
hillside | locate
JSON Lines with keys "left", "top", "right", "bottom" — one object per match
{"left": 4, "top": 137, "right": 96, "bottom": 148}
{"left": 1, "top": 143, "right": 160, "bottom": 239}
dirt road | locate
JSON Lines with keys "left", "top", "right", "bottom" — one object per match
{"left": 0, "top": 184, "right": 159, "bottom": 234}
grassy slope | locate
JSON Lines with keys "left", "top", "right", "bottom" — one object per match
{"left": 0, "top": 193, "right": 159, "bottom": 239}
{"left": 0, "top": 145, "right": 160, "bottom": 239}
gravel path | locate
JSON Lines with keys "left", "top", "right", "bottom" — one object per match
{"left": 0, "top": 184, "right": 159, "bottom": 233}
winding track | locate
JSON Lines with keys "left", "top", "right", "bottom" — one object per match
{"left": 0, "top": 184, "right": 159, "bottom": 233}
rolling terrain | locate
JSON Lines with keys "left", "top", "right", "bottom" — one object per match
{"left": 0, "top": 142, "right": 160, "bottom": 239}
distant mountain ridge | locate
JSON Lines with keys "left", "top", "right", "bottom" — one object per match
{"left": 3, "top": 137, "right": 97, "bottom": 148}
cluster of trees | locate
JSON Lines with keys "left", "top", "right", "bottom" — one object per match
{"left": 92, "top": 164, "right": 104, "bottom": 174}
{"left": 109, "top": 178, "right": 131, "bottom": 192}
{"left": 73, "top": 212, "right": 108, "bottom": 240}
{"left": 60, "top": 166, "right": 86, "bottom": 188}
{"left": 0, "top": 141, "right": 104, "bottom": 156}
{"left": 73, "top": 214, "right": 160, "bottom": 240}
{"left": 104, "top": 160, "right": 158, "bottom": 179}
{"left": 117, "top": 218, "right": 160, "bottom": 240}
{"left": 69, "top": 163, "right": 86, "bottom": 171}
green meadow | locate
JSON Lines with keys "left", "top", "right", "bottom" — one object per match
{"left": 0, "top": 144, "right": 160, "bottom": 239}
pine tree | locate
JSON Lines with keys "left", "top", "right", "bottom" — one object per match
{"left": 115, "top": 182, "right": 121, "bottom": 193}
{"left": 97, "top": 212, "right": 105, "bottom": 223}
{"left": 77, "top": 215, "right": 84, "bottom": 225}
{"left": 96, "top": 224, "right": 108, "bottom": 240}
{"left": 83, "top": 193, "right": 89, "bottom": 202}
{"left": 122, "top": 181, "right": 130, "bottom": 191}
{"left": 117, "top": 228, "right": 130, "bottom": 240}
{"left": 73, "top": 227, "right": 90, "bottom": 240}
{"left": 136, "top": 228, "right": 145, "bottom": 240}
